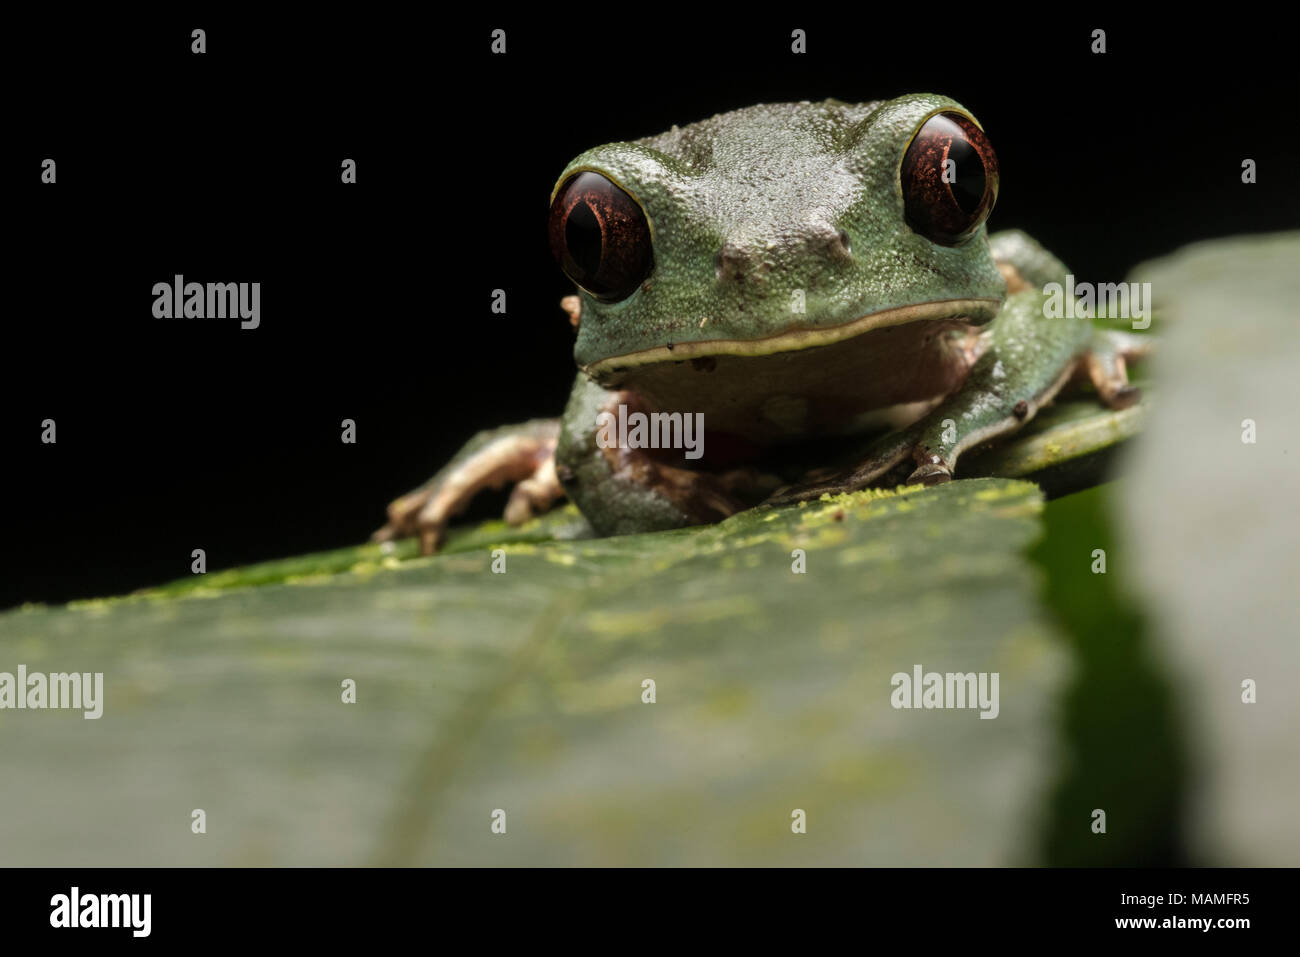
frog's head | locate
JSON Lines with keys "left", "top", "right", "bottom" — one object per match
{"left": 548, "top": 94, "right": 1006, "bottom": 420}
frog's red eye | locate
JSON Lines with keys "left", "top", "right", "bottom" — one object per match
{"left": 548, "top": 171, "right": 653, "bottom": 302}
{"left": 900, "top": 112, "right": 999, "bottom": 246}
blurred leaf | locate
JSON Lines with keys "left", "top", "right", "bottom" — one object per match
{"left": 1116, "top": 231, "right": 1300, "bottom": 865}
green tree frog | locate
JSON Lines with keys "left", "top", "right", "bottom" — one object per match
{"left": 376, "top": 94, "right": 1147, "bottom": 553}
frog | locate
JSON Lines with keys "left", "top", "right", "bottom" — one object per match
{"left": 375, "top": 94, "right": 1149, "bottom": 554}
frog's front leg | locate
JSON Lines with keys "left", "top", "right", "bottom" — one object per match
{"left": 770, "top": 232, "right": 1152, "bottom": 503}
{"left": 769, "top": 288, "right": 1102, "bottom": 503}
{"left": 556, "top": 375, "right": 780, "bottom": 537}
{"left": 373, "top": 419, "right": 564, "bottom": 554}
{"left": 992, "top": 228, "right": 1151, "bottom": 408}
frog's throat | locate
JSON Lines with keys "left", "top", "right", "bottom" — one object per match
{"left": 582, "top": 297, "right": 1002, "bottom": 379}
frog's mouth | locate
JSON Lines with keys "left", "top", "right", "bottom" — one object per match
{"left": 581, "top": 297, "right": 1000, "bottom": 380}
{"left": 581, "top": 297, "right": 1000, "bottom": 442}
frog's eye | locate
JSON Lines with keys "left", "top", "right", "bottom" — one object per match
{"left": 900, "top": 112, "right": 999, "bottom": 246}
{"left": 548, "top": 171, "right": 653, "bottom": 302}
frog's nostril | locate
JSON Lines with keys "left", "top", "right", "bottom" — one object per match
{"left": 715, "top": 243, "right": 749, "bottom": 283}
{"left": 812, "top": 222, "right": 852, "bottom": 261}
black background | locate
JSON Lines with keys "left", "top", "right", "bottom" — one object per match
{"left": 6, "top": 12, "right": 1298, "bottom": 608}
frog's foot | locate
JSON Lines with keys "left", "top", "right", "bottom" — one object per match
{"left": 372, "top": 420, "right": 563, "bottom": 555}
{"left": 765, "top": 378, "right": 1066, "bottom": 506}
{"left": 765, "top": 429, "right": 919, "bottom": 505}
{"left": 1085, "top": 329, "right": 1152, "bottom": 410}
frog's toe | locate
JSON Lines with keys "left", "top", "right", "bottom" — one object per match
{"left": 371, "top": 487, "right": 435, "bottom": 543}
{"left": 1107, "top": 384, "right": 1143, "bottom": 410}
{"left": 906, "top": 461, "right": 953, "bottom": 486}
{"left": 765, "top": 429, "right": 922, "bottom": 506}
{"left": 764, "top": 470, "right": 856, "bottom": 506}
{"left": 1086, "top": 331, "right": 1149, "bottom": 410}
{"left": 414, "top": 507, "right": 450, "bottom": 556}
{"left": 370, "top": 489, "right": 450, "bottom": 555}
{"left": 502, "top": 455, "right": 564, "bottom": 525}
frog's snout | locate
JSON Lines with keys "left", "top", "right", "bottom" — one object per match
{"left": 713, "top": 221, "right": 852, "bottom": 287}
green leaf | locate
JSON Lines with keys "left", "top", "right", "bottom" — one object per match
{"left": 1, "top": 478, "right": 1068, "bottom": 865}
{"left": 965, "top": 398, "right": 1146, "bottom": 498}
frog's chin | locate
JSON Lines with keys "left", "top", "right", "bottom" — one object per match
{"left": 581, "top": 297, "right": 1001, "bottom": 380}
